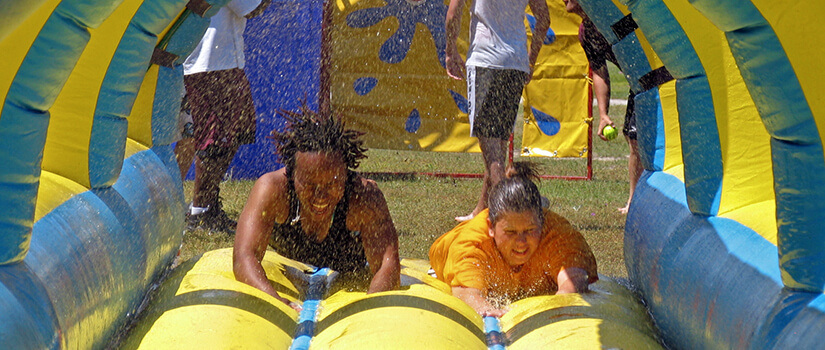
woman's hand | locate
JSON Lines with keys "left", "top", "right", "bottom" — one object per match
{"left": 481, "top": 307, "right": 507, "bottom": 318}
{"left": 452, "top": 286, "right": 508, "bottom": 317}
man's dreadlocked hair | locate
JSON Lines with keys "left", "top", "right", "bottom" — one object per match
{"left": 269, "top": 104, "right": 367, "bottom": 177}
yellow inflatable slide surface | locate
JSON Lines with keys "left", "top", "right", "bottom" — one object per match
{"left": 119, "top": 248, "right": 662, "bottom": 349}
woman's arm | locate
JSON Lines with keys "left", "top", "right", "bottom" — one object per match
{"left": 556, "top": 267, "right": 591, "bottom": 294}
{"left": 350, "top": 178, "right": 400, "bottom": 293}
{"left": 452, "top": 286, "right": 506, "bottom": 317}
{"left": 540, "top": 211, "right": 598, "bottom": 294}
{"left": 233, "top": 171, "right": 297, "bottom": 308}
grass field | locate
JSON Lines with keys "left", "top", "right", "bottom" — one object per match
{"left": 180, "top": 63, "right": 634, "bottom": 278}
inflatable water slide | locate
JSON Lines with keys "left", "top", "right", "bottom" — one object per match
{"left": 0, "top": 0, "right": 823, "bottom": 348}
{"left": 0, "top": 0, "right": 658, "bottom": 348}
{"left": 117, "top": 248, "right": 663, "bottom": 349}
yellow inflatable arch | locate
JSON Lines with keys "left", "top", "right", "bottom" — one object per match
{"left": 0, "top": 0, "right": 823, "bottom": 348}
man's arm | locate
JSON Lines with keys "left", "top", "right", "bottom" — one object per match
{"left": 526, "top": 0, "right": 550, "bottom": 83}
{"left": 351, "top": 179, "right": 401, "bottom": 293}
{"left": 445, "top": 0, "right": 468, "bottom": 80}
{"left": 592, "top": 64, "right": 615, "bottom": 140}
{"left": 233, "top": 172, "right": 297, "bottom": 309}
{"left": 245, "top": 0, "right": 271, "bottom": 19}
{"left": 452, "top": 286, "right": 506, "bottom": 317}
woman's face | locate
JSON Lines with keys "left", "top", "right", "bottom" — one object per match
{"left": 293, "top": 151, "right": 347, "bottom": 222}
{"left": 488, "top": 210, "right": 542, "bottom": 269}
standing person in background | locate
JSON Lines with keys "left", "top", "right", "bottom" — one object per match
{"left": 565, "top": 0, "right": 641, "bottom": 214}
{"left": 183, "top": 0, "right": 271, "bottom": 232}
{"left": 445, "top": 0, "right": 550, "bottom": 222}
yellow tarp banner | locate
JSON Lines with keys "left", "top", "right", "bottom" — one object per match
{"left": 522, "top": 1, "right": 590, "bottom": 158}
{"left": 330, "top": 0, "right": 589, "bottom": 156}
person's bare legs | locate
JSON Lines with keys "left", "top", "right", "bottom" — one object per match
{"left": 175, "top": 137, "right": 196, "bottom": 182}
{"left": 188, "top": 144, "right": 240, "bottom": 232}
{"left": 456, "top": 136, "right": 509, "bottom": 221}
{"left": 192, "top": 144, "right": 238, "bottom": 209}
{"left": 619, "top": 137, "right": 642, "bottom": 214}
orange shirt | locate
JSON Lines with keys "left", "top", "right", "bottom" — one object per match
{"left": 429, "top": 209, "right": 598, "bottom": 299}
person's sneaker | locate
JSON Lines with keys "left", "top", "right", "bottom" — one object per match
{"left": 185, "top": 211, "right": 201, "bottom": 231}
{"left": 199, "top": 206, "right": 237, "bottom": 234}
{"left": 185, "top": 202, "right": 237, "bottom": 234}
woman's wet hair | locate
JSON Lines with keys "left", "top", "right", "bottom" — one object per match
{"left": 487, "top": 161, "right": 544, "bottom": 225}
{"left": 270, "top": 102, "right": 367, "bottom": 176}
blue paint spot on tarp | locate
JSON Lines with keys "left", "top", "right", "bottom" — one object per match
{"left": 405, "top": 109, "right": 421, "bottom": 133}
{"left": 545, "top": 28, "right": 556, "bottom": 45}
{"left": 527, "top": 15, "right": 556, "bottom": 45}
{"left": 346, "top": 0, "right": 448, "bottom": 66}
{"left": 354, "top": 77, "right": 378, "bottom": 95}
{"left": 532, "top": 107, "right": 560, "bottom": 136}
{"left": 449, "top": 90, "right": 468, "bottom": 113}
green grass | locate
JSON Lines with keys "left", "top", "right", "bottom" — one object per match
{"left": 180, "top": 71, "right": 633, "bottom": 278}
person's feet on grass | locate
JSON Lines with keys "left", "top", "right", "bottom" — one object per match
{"left": 202, "top": 207, "right": 237, "bottom": 233}
{"left": 455, "top": 212, "right": 477, "bottom": 222}
{"left": 618, "top": 201, "right": 630, "bottom": 215}
{"left": 455, "top": 199, "right": 484, "bottom": 222}
{"left": 455, "top": 205, "right": 483, "bottom": 222}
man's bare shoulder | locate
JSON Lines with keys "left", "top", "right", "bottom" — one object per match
{"left": 346, "top": 175, "right": 392, "bottom": 227}
{"left": 248, "top": 168, "right": 290, "bottom": 223}
{"left": 254, "top": 168, "right": 288, "bottom": 191}
{"left": 349, "top": 175, "right": 384, "bottom": 203}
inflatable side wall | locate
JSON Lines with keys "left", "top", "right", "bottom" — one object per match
{"left": 0, "top": 0, "right": 234, "bottom": 347}
{"left": 575, "top": 0, "right": 825, "bottom": 348}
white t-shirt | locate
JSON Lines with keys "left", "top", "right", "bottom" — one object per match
{"left": 465, "top": 0, "right": 530, "bottom": 73}
{"left": 183, "top": 0, "right": 262, "bottom": 75}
